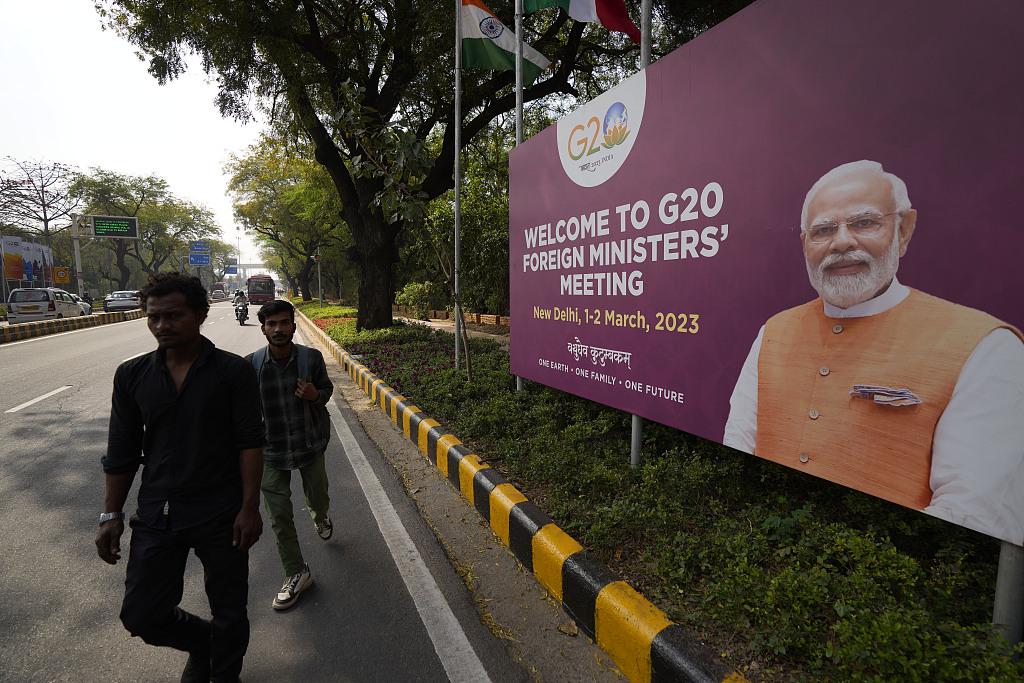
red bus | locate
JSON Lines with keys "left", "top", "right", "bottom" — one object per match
{"left": 246, "top": 274, "right": 276, "bottom": 304}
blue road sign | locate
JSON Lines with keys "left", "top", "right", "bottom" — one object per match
{"left": 225, "top": 265, "right": 238, "bottom": 274}
{"left": 189, "top": 252, "right": 211, "bottom": 266}
{"left": 189, "top": 240, "right": 211, "bottom": 253}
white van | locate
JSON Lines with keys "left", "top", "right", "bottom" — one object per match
{"left": 7, "top": 288, "right": 83, "bottom": 323}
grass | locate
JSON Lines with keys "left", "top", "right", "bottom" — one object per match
{"left": 302, "top": 309, "right": 1024, "bottom": 681}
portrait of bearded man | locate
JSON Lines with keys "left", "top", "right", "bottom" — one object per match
{"left": 724, "top": 160, "right": 1024, "bottom": 544}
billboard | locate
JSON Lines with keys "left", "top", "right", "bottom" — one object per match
{"left": 2, "top": 236, "right": 54, "bottom": 284}
{"left": 509, "top": 0, "right": 1024, "bottom": 544}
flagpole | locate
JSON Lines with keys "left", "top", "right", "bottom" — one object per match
{"left": 641, "top": 0, "right": 652, "bottom": 67}
{"left": 515, "top": 0, "right": 524, "bottom": 146}
{"left": 513, "top": 0, "right": 526, "bottom": 392}
{"left": 454, "top": 0, "right": 463, "bottom": 370}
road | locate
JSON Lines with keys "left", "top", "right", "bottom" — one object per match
{"left": 0, "top": 301, "right": 529, "bottom": 682}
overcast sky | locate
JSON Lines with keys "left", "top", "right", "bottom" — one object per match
{"left": 0, "top": 0, "right": 265, "bottom": 263}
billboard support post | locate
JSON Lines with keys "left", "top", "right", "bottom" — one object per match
{"left": 630, "top": 414, "right": 643, "bottom": 469}
{"left": 992, "top": 541, "right": 1024, "bottom": 647}
{"left": 627, "top": 0, "right": 655, "bottom": 467}
{"left": 70, "top": 214, "right": 85, "bottom": 298}
{"left": 512, "top": 0, "right": 524, "bottom": 391}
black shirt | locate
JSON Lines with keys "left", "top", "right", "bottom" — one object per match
{"left": 103, "top": 337, "right": 265, "bottom": 530}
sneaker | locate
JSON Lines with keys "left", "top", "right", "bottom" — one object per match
{"left": 272, "top": 564, "right": 313, "bottom": 611}
{"left": 315, "top": 515, "right": 333, "bottom": 540}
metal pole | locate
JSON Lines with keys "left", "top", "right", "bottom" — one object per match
{"left": 630, "top": 414, "right": 643, "bottom": 469}
{"left": 993, "top": 541, "right": 1024, "bottom": 647}
{"left": 317, "top": 248, "right": 323, "bottom": 309}
{"left": 454, "top": 0, "right": 463, "bottom": 370}
{"left": 515, "top": 0, "right": 524, "bottom": 146}
{"left": 512, "top": 0, "right": 528, "bottom": 393}
{"left": 71, "top": 214, "right": 85, "bottom": 298}
{"left": 641, "top": 0, "right": 652, "bottom": 68}
{"left": 0, "top": 238, "right": 9, "bottom": 306}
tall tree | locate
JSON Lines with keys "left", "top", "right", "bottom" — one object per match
{"left": 0, "top": 158, "right": 81, "bottom": 261}
{"left": 227, "top": 136, "right": 345, "bottom": 301}
{"left": 71, "top": 169, "right": 169, "bottom": 290}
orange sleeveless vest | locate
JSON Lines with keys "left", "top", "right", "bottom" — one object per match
{"left": 756, "top": 289, "right": 1022, "bottom": 510}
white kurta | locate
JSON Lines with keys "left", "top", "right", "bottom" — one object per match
{"left": 723, "top": 279, "right": 1024, "bottom": 546}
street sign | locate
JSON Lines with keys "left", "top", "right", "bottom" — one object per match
{"left": 91, "top": 216, "right": 139, "bottom": 239}
{"left": 224, "top": 256, "right": 238, "bottom": 265}
{"left": 189, "top": 240, "right": 210, "bottom": 253}
{"left": 53, "top": 266, "right": 71, "bottom": 284}
{"left": 225, "top": 265, "right": 238, "bottom": 274}
{"left": 189, "top": 253, "right": 211, "bottom": 266}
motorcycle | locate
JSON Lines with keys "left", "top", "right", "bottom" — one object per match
{"left": 234, "top": 302, "right": 248, "bottom": 325}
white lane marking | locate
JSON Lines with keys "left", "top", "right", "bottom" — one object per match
{"left": 121, "top": 351, "right": 150, "bottom": 364}
{"left": 326, "top": 401, "right": 494, "bottom": 683}
{"left": 0, "top": 318, "right": 146, "bottom": 349}
{"left": 6, "top": 385, "right": 73, "bottom": 413}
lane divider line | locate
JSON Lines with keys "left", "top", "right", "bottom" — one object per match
{"left": 324, "top": 388, "right": 494, "bottom": 683}
{"left": 294, "top": 311, "right": 742, "bottom": 683}
{"left": 6, "top": 385, "right": 73, "bottom": 413}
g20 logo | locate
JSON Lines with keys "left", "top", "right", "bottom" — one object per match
{"left": 557, "top": 71, "right": 645, "bottom": 187}
{"left": 566, "top": 102, "right": 630, "bottom": 161}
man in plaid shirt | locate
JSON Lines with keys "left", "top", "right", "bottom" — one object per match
{"left": 247, "top": 300, "right": 334, "bottom": 610}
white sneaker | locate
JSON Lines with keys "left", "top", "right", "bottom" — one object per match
{"left": 272, "top": 564, "right": 313, "bottom": 611}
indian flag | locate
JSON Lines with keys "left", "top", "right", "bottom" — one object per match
{"left": 462, "top": 0, "right": 551, "bottom": 84}
{"left": 524, "top": 0, "right": 641, "bottom": 43}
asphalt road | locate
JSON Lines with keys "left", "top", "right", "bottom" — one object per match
{"left": 0, "top": 301, "right": 528, "bottom": 682}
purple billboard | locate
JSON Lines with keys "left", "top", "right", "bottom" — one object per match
{"left": 509, "top": 0, "right": 1024, "bottom": 544}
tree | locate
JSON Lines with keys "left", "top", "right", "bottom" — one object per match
{"left": 0, "top": 158, "right": 81, "bottom": 260}
{"left": 227, "top": 136, "right": 346, "bottom": 301}
{"left": 99, "top": 1, "right": 754, "bottom": 327}
{"left": 72, "top": 170, "right": 170, "bottom": 290}
{"left": 130, "top": 198, "right": 220, "bottom": 277}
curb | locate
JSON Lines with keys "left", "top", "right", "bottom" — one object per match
{"left": 0, "top": 309, "right": 146, "bottom": 344}
{"left": 295, "top": 311, "right": 746, "bottom": 683}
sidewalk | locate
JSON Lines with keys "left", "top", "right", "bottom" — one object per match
{"left": 395, "top": 315, "right": 510, "bottom": 348}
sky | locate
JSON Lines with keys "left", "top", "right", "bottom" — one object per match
{"left": 0, "top": 0, "right": 265, "bottom": 264}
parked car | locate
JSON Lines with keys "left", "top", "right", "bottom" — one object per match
{"left": 103, "top": 290, "right": 142, "bottom": 313}
{"left": 70, "top": 293, "right": 92, "bottom": 316}
{"left": 6, "top": 287, "right": 84, "bottom": 323}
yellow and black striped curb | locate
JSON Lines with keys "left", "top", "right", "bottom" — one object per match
{"left": 0, "top": 310, "right": 146, "bottom": 344}
{"left": 295, "top": 311, "right": 745, "bottom": 683}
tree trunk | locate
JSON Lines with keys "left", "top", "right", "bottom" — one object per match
{"left": 115, "top": 241, "right": 131, "bottom": 289}
{"left": 297, "top": 260, "right": 314, "bottom": 301}
{"left": 352, "top": 234, "right": 397, "bottom": 330}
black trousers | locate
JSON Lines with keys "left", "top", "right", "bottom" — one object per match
{"left": 120, "top": 509, "right": 249, "bottom": 682}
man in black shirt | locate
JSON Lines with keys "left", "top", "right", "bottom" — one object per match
{"left": 95, "top": 272, "right": 265, "bottom": 683}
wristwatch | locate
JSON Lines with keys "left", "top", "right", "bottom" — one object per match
{"left": 98, "top": 511, "right": 124, "bottom": 525}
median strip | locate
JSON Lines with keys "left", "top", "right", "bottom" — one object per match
{"left": 0, "top": 309, "right": 146, "bottom": 345}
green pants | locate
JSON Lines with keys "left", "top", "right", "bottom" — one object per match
{"left": 261, "top": 452, "right": 331, "bottom": 576}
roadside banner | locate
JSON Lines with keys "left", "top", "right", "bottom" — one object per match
{"left": 1, "top": 236, "right": 53, "bottom": 284}
{"left": 508, "top": 0, "right": 1024, "bottom": 544}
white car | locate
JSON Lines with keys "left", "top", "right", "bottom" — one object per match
{"left": 71, "top": 293, "right": 92, "bottom": 316}
{"left": 104, "top": 290, "right": 142, "bottom": 313}
{"left": 6, "top": 288, "right": 84, "bottom": 323}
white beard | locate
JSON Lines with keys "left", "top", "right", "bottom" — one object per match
{"left": 806, "top": 230, "right": 901, "bottom": 308}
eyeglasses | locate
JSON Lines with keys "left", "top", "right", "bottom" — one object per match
{"left": 804, "top": 211, "right": 900, "bottom": 244}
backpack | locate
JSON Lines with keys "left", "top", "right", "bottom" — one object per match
{"left": 250, "top": 344, "right": 330, "bottom": 449}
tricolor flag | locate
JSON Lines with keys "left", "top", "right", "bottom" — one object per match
{"left": 461, "top": 0, "right": 552, "bottom": 84}
{"left": 524, "top": 0, "right": 641, "bottom": 43}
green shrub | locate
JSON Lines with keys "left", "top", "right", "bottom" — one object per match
{"left": 395, "top": 281, "right": 439, "bottom": 319}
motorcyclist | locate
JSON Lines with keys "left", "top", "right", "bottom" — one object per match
{"left": 233, "top": 290, "right": 249, "bottom": 323}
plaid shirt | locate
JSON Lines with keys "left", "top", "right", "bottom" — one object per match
{"left": 248, "top": 344, "right": 333, "bottom": 470}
